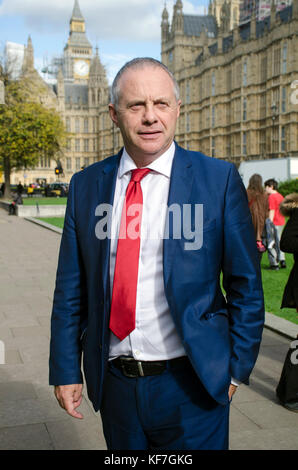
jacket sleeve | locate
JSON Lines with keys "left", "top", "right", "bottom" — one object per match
{"left": 49, "top": 173, "right": 88, "bottom": 386}
{"left": 222, "top": 164, "right": 265, "bottom": 384}
{"left": 280, "top": 211, "right": 298, "bottom": 254}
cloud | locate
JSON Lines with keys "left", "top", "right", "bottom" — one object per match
{"left": 0, "top": 0, "right": 206, "bottom": 41}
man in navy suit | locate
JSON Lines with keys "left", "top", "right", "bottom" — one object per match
{"left": 49, "top": 58, "right": 264, "bottom": 450}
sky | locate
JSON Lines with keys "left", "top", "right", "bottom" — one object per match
{"left": 0, "top": 0, "right": 209, "bottom": 84}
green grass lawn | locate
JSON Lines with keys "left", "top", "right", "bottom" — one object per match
{"left": 24, "top": 197, "right": 67, "bottom": 206}
{"left": 260, "top": 252, "right": 298, "bottom": 325}
{"left": 38, "top": 217, "right": 65, "bottom": 229}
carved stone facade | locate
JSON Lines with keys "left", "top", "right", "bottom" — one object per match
{"left": 161, "top": 0, "right": 298, "bottom": 166}
{"left": 8, "top": 0, "right": 298, "bottom": 185}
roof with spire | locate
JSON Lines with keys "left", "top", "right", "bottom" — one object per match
{"left": 89, "top": 48, "right": 106, "bottom": 77}
{"left": 67, "top": 0, "right": 92, "bottom": 49}
{"left": 183, "top": 14, "right": 218, "bottom": 37}
{"left": 195, "top": 4, "right": 293, "bottom": 65}
{"left": 71, "top": 0, "right": 84, "bottom": 21}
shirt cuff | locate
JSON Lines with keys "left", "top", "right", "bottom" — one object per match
{"left": 231, "top": 377, "right": 241, "bottom": 387}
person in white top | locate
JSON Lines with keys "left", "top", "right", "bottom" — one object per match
{"left": 50, "top": 58, "right": 264, "bottom": 450}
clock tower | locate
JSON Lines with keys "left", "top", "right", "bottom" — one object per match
{"left": 63, "top": 0, "right": 92, "bottom": 82}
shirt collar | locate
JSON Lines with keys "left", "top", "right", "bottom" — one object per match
{"left": 119, "top": 142, "right": 176, "bottom": 179}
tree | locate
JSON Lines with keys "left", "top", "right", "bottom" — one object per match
{"left": 0, "top": 76, "right": 67, "bottom": 199}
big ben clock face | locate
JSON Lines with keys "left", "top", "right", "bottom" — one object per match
{"left": 74, "top": 60, "right": 90, "bottom": 77}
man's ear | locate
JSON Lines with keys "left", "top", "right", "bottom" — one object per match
{"left": 109, "top": 104, "right": 119, "bottom": 127}
{"left": 177, "top": 99, "right": 182, "bottom": 118}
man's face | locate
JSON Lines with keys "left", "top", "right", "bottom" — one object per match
{"left": 265, "top": 185, "right": 273, "bottom": 194}
{"left": 109, "top": 66, "right": 181, "bottom": 164}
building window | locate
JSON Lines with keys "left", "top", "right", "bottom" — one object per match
{"left": 84, "top": 157, "right": 90, "bottom": 167}
{"left": 226, "top": 69, "right": 232, "bottom": 93}
{"left": 235, "top": 98, "right": 241, "bottom": 122}
{"left": 76, "top": 157, "right": 81, "bottom": 170}
{"left": 272, "top": 88, "right": 280, "bottom": 114}
{"left": 75, "top": 117, "right": 80, "bottom": 133}
{"left": 261, "top": 55, "right": 267, "bottom": 82}
{"left": 226, "top": 135, "right": 231, "bottom": 158}
{"left": 243, "top": 97, "right": 247, "bottom": 121}
{"left": 211, "top": 106, "right": 215, "bottom": 128}
{"left": 273, "top": 48, "right": 281, "bottom": 76}
{"left": 260, "top": 130, "right": 266, "bottom": 156}
{"left": 281, "top": 126, "right": 286, "bottom": 152}
{"left": 186, "top": 113, "right": 190, "bottom": 132}
{"left": 66, "top": 158, "right": 72, "bottom": 170}
{"left": 186, "top": 81, "right": 191, "bottom": 104}
{"left": 211, "top": 137, "right": 215, "bottom": 158}
{"left": 66, "top": 117, "right": 71, "bottom": 132}
{"left": 282, "top": 43, "right": 287, "bottom": 74}
{"left": 272, "top": 126, "right": 279, "bottom": 153}
{"left": 75, "top": 139, "right": 80, "bottom": 152}
{"left": 67, "top": 139, "right": 71, "bottom": 151}
{"left": 169, "top": 51, "right": 173, "bottom": 63}
{"left": 40, "top": 157, "right": 51, "bottom": 168}
{"left": 260, "top": 94, "right": 267, "bottom": 119}
{"left": 226, "top": 103, "right": 231, "bottom": 125}
{"left": 281, "top": 87, "right": 286, "bottom": 113}
{"left": 211, "top": 72, "right": 216, "bottom": 96}
{"left": 242, "top": 132, "right": 247, "bottom": 155}
{"left": 243, "top": 61, "right": 247, "bottom": 87}
{"left": 84, "top": 118, "right": 89, "bottom": 133}
{"left": 84, "top": 139, "right": 89, "bottom": 152}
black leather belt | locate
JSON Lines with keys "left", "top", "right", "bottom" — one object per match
{"left": 111, "top": 356, "right": 188, "bottom": 378}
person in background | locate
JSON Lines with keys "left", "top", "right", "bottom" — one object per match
{"left": 265, "top": 179, "right": 286, "bottom": 270}
{"left": 276, "top": 193, "right": 298, "bottom": 412}
{"left": 247, "top": 174, "right": 268, "bottom": 260}
{"left": 17, "top": 181, "right": 24, "bottom": 196}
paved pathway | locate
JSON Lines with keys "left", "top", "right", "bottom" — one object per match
{"left": 0, "top": 208, "right": 297, "bottom": 450}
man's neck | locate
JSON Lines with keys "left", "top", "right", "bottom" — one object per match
{"left": 124, "top": 143, "right": 175, "bottom": 168}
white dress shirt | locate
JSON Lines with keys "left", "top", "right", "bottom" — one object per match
{"left": 109, "top": 142, "right": 186, "bottom": 361}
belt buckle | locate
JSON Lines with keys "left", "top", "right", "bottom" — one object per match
{"left": 120, "top": 357, "right": 144, "bottom": 378}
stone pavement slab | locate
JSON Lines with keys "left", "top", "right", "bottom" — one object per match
{"left": 0, "top": 208, "right": 297, "bottom": 450}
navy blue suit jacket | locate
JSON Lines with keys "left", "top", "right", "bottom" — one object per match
{"left": 49, "top": 144, "right": 264, "bottom": 411}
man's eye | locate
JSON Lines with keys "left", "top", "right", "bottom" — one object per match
{"left": 130, "top": 104, "right": 142, "bottom": 110}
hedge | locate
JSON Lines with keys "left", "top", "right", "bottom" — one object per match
{"left": 277, "top": 179, "right": 298, "bottom": 196}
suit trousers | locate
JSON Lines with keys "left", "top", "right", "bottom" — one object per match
{"left": 100, "top": 357, "right": 230, "bottom": 450}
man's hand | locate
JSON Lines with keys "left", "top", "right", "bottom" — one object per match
{"left": 54, "top": 384, "right": 84, "bottom": 419}
{"left": 228, "top": 384, "right": 237, "bottom": 402}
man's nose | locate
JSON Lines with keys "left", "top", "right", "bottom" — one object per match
{"left": 142, "top": 105, "right": 158, "bottom": 124}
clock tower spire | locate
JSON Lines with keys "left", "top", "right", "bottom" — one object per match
{"left": 64, "top": 0, "right": 92, "bottom": 82}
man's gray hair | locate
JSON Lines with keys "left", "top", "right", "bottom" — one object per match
{"left": 110, "top": 57, "right": 180, "bottom": 108}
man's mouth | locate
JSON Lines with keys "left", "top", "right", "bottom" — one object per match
{"left": 138, "top": 131, "right": 162, "bottom": 137}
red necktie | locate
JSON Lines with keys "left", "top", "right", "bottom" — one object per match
{"left": 109, "top": 168, "right": 151, "bottom": 341}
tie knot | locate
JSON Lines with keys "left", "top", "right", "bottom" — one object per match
{"left": 131, "top": 168, "right": 151, "bottom": 183}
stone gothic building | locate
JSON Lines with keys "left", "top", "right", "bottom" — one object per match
{"left": 11, "top": 0, "right": 113, "bottom": 185}
{"left": 9, "top": 0, "right": 298, "bottom": 185}
{"left": 161, "top": 0, "right": 298, "bottom": 165}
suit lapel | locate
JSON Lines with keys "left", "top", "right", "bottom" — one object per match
{"left": 96, "top": 150, "right": 122, "bottom": 303}
{"left": 163, "top": 144, "right": 194, "bottom": 287}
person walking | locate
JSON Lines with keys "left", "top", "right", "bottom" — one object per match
{"left": 49, "top": 58, "right": 264, "bottom": 450}
{"left": 247, "top": 174, "right": 268, "bottom": 260}
{"left": 265, "top": 179, "right": 286, "bottom": 270}
{"left": 276, "top": 193, "right": 298, "bottom": 412}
